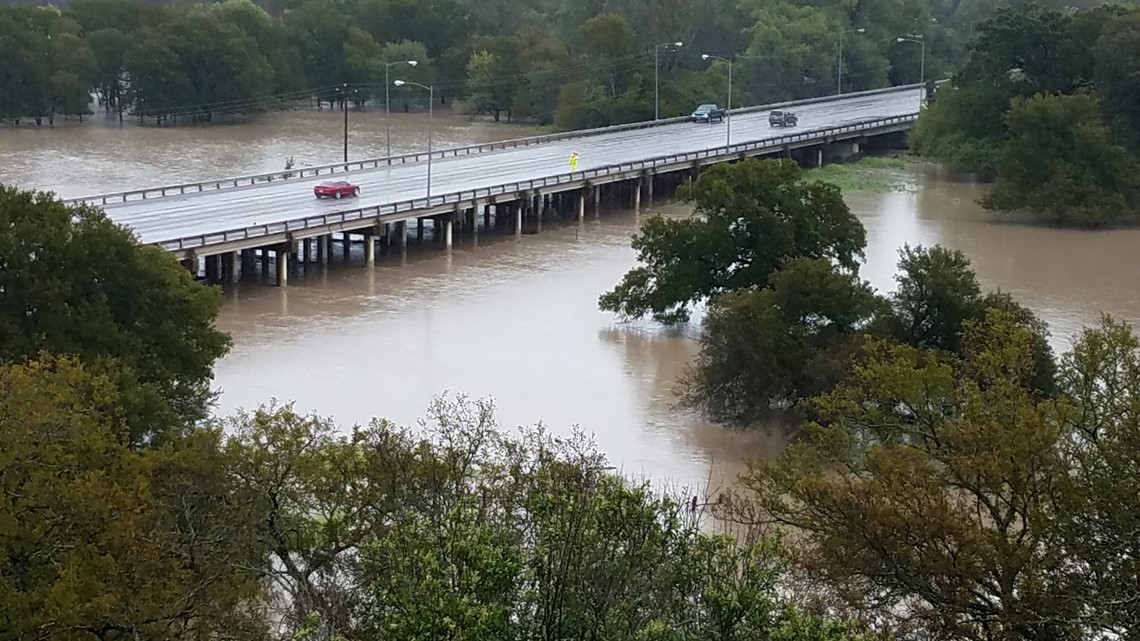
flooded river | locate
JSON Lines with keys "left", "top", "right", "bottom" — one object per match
{"left": 4, "top": 109, "right": 1138, "bottom": 492}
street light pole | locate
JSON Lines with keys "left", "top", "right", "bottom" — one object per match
{"left": 384, "top": 59, "right": 418, "bottom": 159}
{"left": 342, "top": 83, "right": 349, "bottom": 163}
{"left": 654, "top": 41, "right": 683, "bottom": 121}
{"left": 394, "top": 80, "right": 434, "bottom": 198}
{"left": 837, "top": 28, "right": 865, "bottom": 95}
{"left": 897, "top": 35, "right": 926, "bottom": 107}
{"left": 702, "top": 54, "right": 732, "bottom": 147}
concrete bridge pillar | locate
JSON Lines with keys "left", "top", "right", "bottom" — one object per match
{"left": 647, "top": 173, "right": 655, "bottom": 204}
{"left": 221, "top": 252, "right": 236, "bottom": 283}
{"left": 180, "top": 258, "right": 196, "bottom": 277}
{"left": 276, "top": 248, "right": 289, "bottom": 286}
{"left": 578, "top": 190, "right": 586, "bottom": 224}
{"left": 240, "top": 249, "right": 256, "bottom": 278}
{"left": 417, "top": 218, "right": 425, "bottom": 241}
{"left": 471, "top": 200, "right": 481, "bottom": 242}
{"left": 594, "top": 185, "right": 601, "bottom": 220}
{"left": 484, "top": 203, "right": 492, "bottom": 228}
{"left": 316, "top": 236, "right": 327, "bottom": 265}
{"left": 515, "top": 201, "right": 523, "bottom": 240}
{"left": 364, "top": 230, "right": 375, "bottom": 266}
{"left": 342, "top": 232, "right": 351, "bottom": 261}
{"left": 260, "top": 249, "right": 270, "bottom": 278}
{"left": 443, "top": 217, "right": 453, "bottom": 249}
{"left": 816, "top": 147, "right": 824, "bottom": 168}
{"left": 204, "top": 255, "right": 220, "bottom": 281}
{"left": 397, "top": 220, "right": 407, "bottom": 252}
{"left": 634, "top": 177, "right": 642, "bottom": 215}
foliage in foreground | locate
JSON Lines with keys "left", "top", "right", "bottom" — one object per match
{"left": 0, "top": 378, "right": 871, "bottom": 641}
{"left": 723, "top": 312, "right": 1140, "bottom": 640}
{"left": 0, "top": 185, "right": 230, "bottom": 444}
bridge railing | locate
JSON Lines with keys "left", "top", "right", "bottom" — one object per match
{"left": 157, "top": 114, "right": 916, "bottom": 254}
{"left": 69, "top": 83, "right": 928, "bottom": 207}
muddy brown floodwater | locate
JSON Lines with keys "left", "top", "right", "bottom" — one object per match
{"left": 4, "top": 110, "right": 1140, "bottom": 493}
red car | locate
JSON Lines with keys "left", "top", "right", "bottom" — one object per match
{"left": 314, "top": 180, "right": 360, "bottom": 199}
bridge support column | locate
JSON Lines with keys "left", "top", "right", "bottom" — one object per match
{"left": 204, "top": 255, "right": 220, "bottom": 281}
{"left": 363, "top": 231, "right": 375, "bottom": 266}
{"left": 816, "top": 147, "right": 823, "bottom": 168}
{"left": 240, "top": 250, "right": 255, "bottom": 279}
{"left": 578, "top": 191, "right": 586, "bottom": 224}
{"left": 260, "top": 249, "right": 270, "bottom": 279}
{"left": 342, "top": 233, "right": 351, "bottom": 260}
{"left": 443, "top": 217, "right": 453, "bottom": 249}
{"left": 535, "top": 194, "right": 543, "bottom": 233}
{"left": 484, "top": 204, "right": 491, "bottom": 228}
{"left": 515, "top": 201, "right": 523, "bottom": 240}
{"left": 471, "top": 201, "right": 481, "bottom": 243}
{"left": 633, "top": 178, "right": 642, "bottom": 215}
{"left": 417, "top": 218, "right": 425, "bottom": 241}
{"left": 397, "top": 220, "right": 408, "bottom": 252}
{"left": 384, "top": 223, "right": 393, "bottom": 247}
{"left": 647, "top": 174, "right": 655, "bottom": 204}
{"left": 181, "top": 258, "right": 196, "bottom": 276}
{"left": 594, "top": 185, "right": 601, "bottom": 220}
{"left": 221, "top": 252, "right": 236, "bottom": 283}
{"left": 276, "top": 248, "right": 289, "bottom": 286}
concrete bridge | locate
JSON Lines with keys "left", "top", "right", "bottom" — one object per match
{"left": 73, "top": 84, "right": 925, "bottom": 285}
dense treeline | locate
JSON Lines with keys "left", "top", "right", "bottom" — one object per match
{"left": 600, "top": 157, "right": 1140, "bottom": 639}
{"left": 0, "top": 0, "right": 1092, "bottom": 128}
{"left": 911, "top": 3, "right": 1140, "bottom": 226}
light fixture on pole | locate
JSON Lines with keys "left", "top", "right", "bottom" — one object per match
{"left": 393, "top": 80, "right": 434, "bottom": 198}
{"left": 896, "top": 34, "right": 925, "bottom": 107}
{"left": 384, "top": 59, "right": 417, "bottom": 159}
{"left": 654, "top": 41, "right": 683, "bottom": 121}
{"left": 837, "top": 28, "right": 865, "bottom": 95}
{"left": 702, "top": 54, "right": 732, "bottom": 147}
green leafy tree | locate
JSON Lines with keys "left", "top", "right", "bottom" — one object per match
{"left": 981, "top": 93, "right": 1140, "bottom": 227}
{"left": 86, "top": 28, "right": 132, "bottom": 112}
{"left": 579, "top": 12, "right": 642, "bottom": 97}
{"left": 0, "top": 187, "right": 231, "bottom": 444}
{"left": 599, "top": 159, "right": 866, "bottom": 324}
{"left": 124, "top": 29, "right": 193, "bottom": 122}
{"left": 731, "top": 310, "right": 1084, "bottom": 640}
{"left": 1056, "top": 317, "right": 1140, "bottom": 633}
{"left": 680, "top": 258, "right": 887, "bottom": 425}
{"left": 0, "top": 356, "right": 268, "bottom": 641}
{"left": 887, "top": 244, "right": 1057, "bottom": 394}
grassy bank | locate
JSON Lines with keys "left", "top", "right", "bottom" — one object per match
{"left": 806, "top": 154, "right": 916, "bottom": 193}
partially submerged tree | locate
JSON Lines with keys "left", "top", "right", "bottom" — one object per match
{"left": 599, "top": 159, "right": 866, "bottom": 324}
{"left": 680, "top": 258, "right": 886, "bottom": 425}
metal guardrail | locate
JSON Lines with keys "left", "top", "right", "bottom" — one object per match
{"left": 157, "top": 114, "right": 916, "bottom": 255}
{"left": 68, "top": 83, "right": 930, "bottom": 207}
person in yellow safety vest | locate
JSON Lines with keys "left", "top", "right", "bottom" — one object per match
{"left": 569, "top": 152, "right": 579, "bottom": 171}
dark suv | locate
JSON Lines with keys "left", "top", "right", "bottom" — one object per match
{"left": 688, "top": 104, "right": 726, "bottom": 123}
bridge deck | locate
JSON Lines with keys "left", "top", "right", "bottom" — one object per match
{"left": 96, "top": 89, "right": 920, "bottom": 250}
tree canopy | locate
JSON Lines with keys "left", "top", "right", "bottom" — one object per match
{"left": 599, "top": 159, "right": 867, "bottom": 324}
{"left": 910, "top": 3, "right": 1140, "bottom": 225}
{"left": 0, "top": 186, "right": 230, "bottom": 444}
